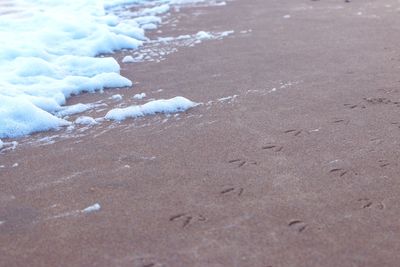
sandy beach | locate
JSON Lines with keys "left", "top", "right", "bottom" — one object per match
{"left": 2, "top": 0, "right": 400, "bottom": 266}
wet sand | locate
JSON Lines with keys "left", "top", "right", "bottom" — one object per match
{"left": 2, "top": 0, "right": 400, "bottom": 266}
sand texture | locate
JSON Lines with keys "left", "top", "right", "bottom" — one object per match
{"left": 2, "top": 0, "right": 400, "bottom": 266}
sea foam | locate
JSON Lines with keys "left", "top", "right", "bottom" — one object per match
{"left": 0, "top": 0, "right": 225, "bottom": 138}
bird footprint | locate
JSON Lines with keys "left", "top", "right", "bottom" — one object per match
{"left": 262, "top": 145, "right": 283, "bottom": 152}
{"left": 329, "top": 168, "right": 349, "bottom": 177}
{"left": 228, "top": 159, "right": 257, "bottom": 168}
{"left": 284, "top": 129, "right": 303, "bottom": 136}
{"left": 358, "top": 198, "right": 385, "bottom": 210}
{"left": 344, "top": 103, "right": 365, "bottom": 109}
{"left": 169, "top": 213, "right": 206, "bottom": 228}
{"left": 220, "top": 187, "right": 244, "bottom": 196}
{"left": 378, "top": 160, "right": 390, "bottom": 168}
{"left": 288, "top": 220, "right": 307, "bottom": 233}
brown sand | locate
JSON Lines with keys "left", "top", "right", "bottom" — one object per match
{"left": 2, "top": 0, "right": 400, "bottom": 266}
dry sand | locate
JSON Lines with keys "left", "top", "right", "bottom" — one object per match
{"left": 2, "top": 0, "right": 400, "bottom": 266}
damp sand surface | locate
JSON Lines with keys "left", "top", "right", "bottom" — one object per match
{"left": 2, "top": 0, "right": 400, "bottom": 266}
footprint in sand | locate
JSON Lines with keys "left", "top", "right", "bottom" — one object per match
{"left": 344, "top": 103, "right": 365, "bottom": 109}
{"left": 378, "top": 160, "right": 390, "bottom": 168}
{"left": 262, "top": 144, "right": 283, "bottom": 152}
{"left": 220, "top": 187, "right": 244, "bottom": 196}
{"left": 169, "top": 213, "right": 207, "bottom": 228}
{"left": 358, "top": 198, "right": 385, "bottom": 210}
{"left": 329, "top": 168, "right": 349, "bottom": 177}
{"left": 328, "top": 167, "right": 359, "bottom": 177}
{"left": 284, "top": 129, "right": 303, "bottom": 136}
{"left": 288, "top": 220, "right": 307, "bottom": 233}
{"left": 331, "top": 118, "right": 350, "bottom": 125}
{"left": 228, "top": 159, "right": 257, "bottom": 168}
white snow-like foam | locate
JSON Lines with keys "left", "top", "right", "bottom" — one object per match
{"left": 133, "top": 93, "right": 147, "bottom": 99}
{"left": 0, "top": 1, "right": 143, "bottom": 137}
{"left": 82, "top": 203, "right": 101, "bottom": 213}
{"left": 75, "top": 116, "right": 98, "bottom": 126}
{"left": 0, "top": 95, "right": 70, "bottom": 138}
{"left": 0, "top": 139, "right": 3, "bottom": 149}
{"left": 105, "top": 96, "right": 197, "bottom": 121}
{"left": 111, "top": 94, "right": 123, "bottom": 101}
{"left": 122, "top": 55, "right": 135, "bottom": 63}
{"left": 56, "top": 103, "right": 94, "bottom": 118}
{"left": 0, "top": 0, "right": 225, "bottom": 138}
{"left": 196, "top": 31, "right": 213, "bottom": 39}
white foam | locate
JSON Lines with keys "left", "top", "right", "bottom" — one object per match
{"left": 82, "top": 203, "right": 101, "bottom": 213}
{"left": 218, "top": 95, "right": 238, "bottom": 102}
{"left": 122, "top": 55, "right": 135, "bottom": 63}
{"left": 133, "top": 93, "right": 146, "bottom": 99}
{"left": 75, "top": 116, "right": 98, "bottom": 125}
{"left": 196, "top": 31, "right": 212, "bottom": 39}
{"left": 105, "top": 96, "right": 197, "bottom": 121}
{"left": 0, "top": 95, "right": 70, "bottom": 138}
{"left": 0, "top": 1, "right": 144, "bottom": 138}
{"left": 0, "top": 0, "right": 228, "bottom": 138}
{"left": 131, "top": 30, "right": 234, "bottom": 63}
{"left": 57, "top": 103, "right": 93, "bottom": 117}
{"left": 111, "top": 94, "right": 123, "bottom": 101}
{"left": 139, "top": 4, "right": 170, "bottom": 16}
